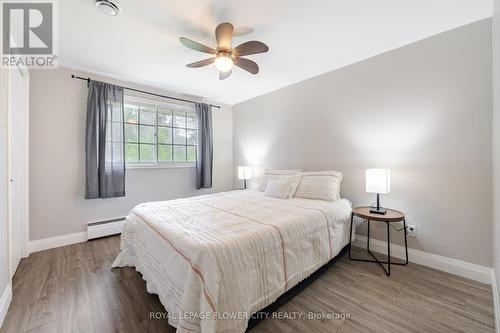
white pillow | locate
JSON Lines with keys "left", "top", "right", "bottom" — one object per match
{"left": 256, "top": 168, "right": 302, "bottom": 192}
{"left": 264, "top": 177, "right": 296, "bottom": 199}
{"left": 263, "top": 168, "right": 302, "bottom": 175}
{"left": 293, "top": 170, "right": 343, "bottom": 201}
{"left": 281, "top": 174, "right": 302, "bottom": 198}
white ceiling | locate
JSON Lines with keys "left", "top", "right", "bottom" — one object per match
{"left": 59, "top": 0, "right": 492, "bottom": 105}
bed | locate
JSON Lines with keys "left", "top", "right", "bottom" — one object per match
{"left": 112, "top": 189, "right": 353, "bottom": 333}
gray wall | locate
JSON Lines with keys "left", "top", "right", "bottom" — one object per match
{"left": 493, "top": 0, "right": 500, "bottom": 298}
{"left": 29, "top": 67, "right": 234, "bottom": 241}
{"left": 233, "top": 20, "right": 493, "bottom": 267}
{"left": 0, "top": 70, "right": 10, "bottom": 298}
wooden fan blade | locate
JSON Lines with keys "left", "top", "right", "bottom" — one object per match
{"left": 234, "top": 41, "right": 269, "bottom": 56}
{"left": 215, "top": 22, "right": 234, "bottom": 50}
{"left": 219, "top": 70, "right": 232, "bottom": 80}
{"left": 179, "top": 37, "right": 216, "bottom": 54}
{"left": 186, "top": 57, "right": 215, "bottom": 68}
{"left": 234, "top": 57, "right": 259, "bottom": 74}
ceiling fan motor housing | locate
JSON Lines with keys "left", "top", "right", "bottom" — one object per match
{"left": 216, "top": 50, "right": 233, "bottom": 59}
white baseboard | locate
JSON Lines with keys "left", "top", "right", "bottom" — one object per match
{"left": 28, "top": 231, "right": 87, "bottom": 254}
{"left": 28, "top": 220, "right": 125, "bottom": 254}
{"left": 87, "top": 220, "right": 124, "bottom": 240}
{"left": 492, "top": 270, "right": 500, "bottom": 333}
{"left": 352, "top": 235, "right": 493, "bottom": 285}
{"left": 0, "top": 284, "right": 12, "bottom": 328}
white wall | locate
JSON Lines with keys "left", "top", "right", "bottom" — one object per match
{"left": 233, "top": 20, "right": 493, "bottom": 267}
{"left": 0, "top": 69, "right": 10, "bottom": 309}
{"left": 29, "top": 67, "right": 233, "bottom": 241}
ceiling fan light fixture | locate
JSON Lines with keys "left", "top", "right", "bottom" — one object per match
{"left": 180, "top": 22, "right": 268, "bottom": 79}
{"left": 95, "top": 0, "right": 121, "bottom": 16}
{"left": 214, "top": 53, "right": 233, "bottom": 72}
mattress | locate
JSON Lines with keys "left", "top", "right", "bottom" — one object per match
{"left": 112, "top": 190, "right": 353, "bottom": 333}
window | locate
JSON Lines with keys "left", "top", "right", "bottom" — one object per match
{"left": 123, "top": 97, "right": 197, "bottom": 167}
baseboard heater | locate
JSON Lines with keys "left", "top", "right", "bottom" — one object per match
{"left": 87, "top": 217, "right": 126, "bottom": 240}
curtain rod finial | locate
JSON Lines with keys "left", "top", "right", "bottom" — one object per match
{"left": 71, "top": 74, "right": 75, "bottom": 78}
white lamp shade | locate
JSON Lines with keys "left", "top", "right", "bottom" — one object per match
{"left": 366, "top": 169, "right": 391, "bottom": 194}
{"left": 238, "top": 166, "right": 252, "bottom": 180}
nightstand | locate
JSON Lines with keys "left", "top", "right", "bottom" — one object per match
{"left": 349, "top": 206, "right": 408, "bottom": 276}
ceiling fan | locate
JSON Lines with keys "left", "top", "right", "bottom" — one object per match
{"left": 180, "top": 22, "right": 269, "bottom": 80}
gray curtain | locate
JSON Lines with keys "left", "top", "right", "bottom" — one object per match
{"left": 196, "top": 103, "right": 213, "bottom": 189}
{"left": 85, "top": 81, "right": 125, "bottom": 199}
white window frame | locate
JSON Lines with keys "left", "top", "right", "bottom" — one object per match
{"left": 124, "top": 95, "right": 197, "bottom": 169}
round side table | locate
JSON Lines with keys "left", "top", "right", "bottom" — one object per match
{"left": 349, "top": 206, "right": 408, "bottom": 276}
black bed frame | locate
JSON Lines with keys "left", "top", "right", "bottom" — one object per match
{"left": 246, "top": 244, "right": 349, "bottom": 331}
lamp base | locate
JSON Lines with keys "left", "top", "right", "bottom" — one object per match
{"left": 370, "top": 193, "right": 387, "bottom": 214}
{"left": 370, "top": 207, "right": 387, "bottom": 215}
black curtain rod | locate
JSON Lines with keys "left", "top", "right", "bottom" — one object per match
{"left": 71, "top": 74, "right": 221, "bottom": 109}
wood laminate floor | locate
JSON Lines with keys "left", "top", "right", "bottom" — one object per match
{"left": 0, "top": 236, "right": 494, "bottom": 333}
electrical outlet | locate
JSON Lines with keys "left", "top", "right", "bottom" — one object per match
{"left": 407, "top": 224, "right": 417, "bottom": 238}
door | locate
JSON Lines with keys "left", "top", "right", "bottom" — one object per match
{"left": 8, "top": 65, "right": 29, "bottom": 278}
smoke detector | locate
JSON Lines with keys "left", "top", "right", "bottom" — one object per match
{"left": 95, "top": 0, "right": 121, "bottom": 16}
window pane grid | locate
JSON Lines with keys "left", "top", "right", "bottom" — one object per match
{"left": 127, "top": 122, "right": 155, "bottom": 127}
{"left": 157, "top": 144, "right": 196, "bottom": 147}
{"left": 124, "top": 99, "right": 197, "bottom": 166}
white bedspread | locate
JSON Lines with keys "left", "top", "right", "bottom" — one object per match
{"left": 112, "top": 190, "right": 352, "bottom": 333}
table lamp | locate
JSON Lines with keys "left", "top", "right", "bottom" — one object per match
{"left": 238, "top": 166, "right": 252, "bottom": 189}
{"left": 366, "top": 169, "right": 390, "bottom": 215}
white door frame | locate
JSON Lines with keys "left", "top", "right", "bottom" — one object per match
{"left": 7, "top": 64, "right": 30, "bottom": 280}
{"left": 20, "top": 65, "right": 29, "bottom": 259}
